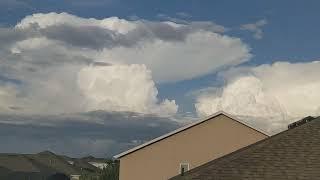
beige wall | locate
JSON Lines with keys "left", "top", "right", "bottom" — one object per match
{"left": 119, "top": 115, "right": 267, "bottom": 180}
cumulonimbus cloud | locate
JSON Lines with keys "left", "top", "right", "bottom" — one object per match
{"left": 15, "top": 12, "right": 251, "bottom": 82}
{"left": 194, "top": 61, "right": 320, "bottom": 134}
{"left": 0, "top": 12, "right": 251, "bottom": 116}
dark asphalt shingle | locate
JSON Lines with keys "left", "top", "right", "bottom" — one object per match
{"left": 0, "top": 151, "right": 96, "bottom": 179}
{"left": 171, "top": 117, "right": 320, "bottom": 180}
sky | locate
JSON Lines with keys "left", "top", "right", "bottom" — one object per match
{"left": 0, "top": 0, "right": 320, "bottom": 157}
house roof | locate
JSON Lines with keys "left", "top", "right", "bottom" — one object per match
{"left": 0, "top": 151, "right": 107, "bottom": 179}
{"left": 114, "top": 111, "right": 269, "bottom": 159}
{"left": 0, "top": 154, "right": 40, "bottom": 172}
{"left": 62, "top": 155, "right": 109, "bottom": 172}
{"left": 26, "top": 151, "right": 82, "bottom": 175}
{"left": 72, "top": 159, "right": 100, "bottom": 172}
{"left": 81, "top": 156, "right": 108, "bottom": 163}
{"left": 0, "top": 151, "right": 85, "bottom": 176}
{"left": 171, "top": 116, "right": 320, "bottom": 179}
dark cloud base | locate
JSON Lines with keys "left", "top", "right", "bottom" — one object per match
{"left": 0, "top": 110, "right": 180, "bottom": 158}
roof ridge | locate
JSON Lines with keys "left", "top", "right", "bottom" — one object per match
{"left": 114, "top": 111, "right": 268, "bottom": 159}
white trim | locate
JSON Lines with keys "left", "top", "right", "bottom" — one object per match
{"left": 114, "top": 111, "right": 269, "bottom": 159}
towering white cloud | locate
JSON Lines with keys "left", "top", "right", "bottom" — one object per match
{"left": 78, "top": 64, "right": 177, "bottom": 115}
{"left": 0, "top": 12, "right": 251, "bottom": 116}
{"left": 195, "top": 61, "right": 320, "bottom": 133}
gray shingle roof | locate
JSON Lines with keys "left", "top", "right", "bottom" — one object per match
{"left": 0, "top": 151, "right": 85, "bottom": 179}
{"left": 0, "top": 151, "right": 108, "bottom": 179}
{"left": 0, "top": 154, "right": 40, "bottom": 172}
{"left": 171, "top": 117, "right": 320, "bottom": 180}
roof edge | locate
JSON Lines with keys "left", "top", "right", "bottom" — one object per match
{"left": 114, "top": 111, "right": 269, "bottom": 159}
{"left": 170, "top": 116, "right": 320, "bottom": 179}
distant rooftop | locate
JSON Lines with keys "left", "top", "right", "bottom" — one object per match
{"left": 288, "top": 116, "right": 317, "bottom": 129}
{"left": 0, "top": 151, "right": 107, "bottom": 179}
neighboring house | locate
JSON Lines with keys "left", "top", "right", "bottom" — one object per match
{"left": 67, "top": 160, "right": 75, "bottom": 165}
{"left": 70, "top": 174, "right": 81, "bottom": 180}
{"left": 88, "top": 161, "right": 108, "bottom": 169}
{"left": 0, "top": 155, "right": 48, "bottom": 180}
{"left": 81, "top": 156, "right": 108, "bottom": 169}
{"left": 114, "top": 111, "right": 269, "bottom": 180}
{"left": 65, "top": 156, "right": 108, "bottom": 172}
{"left": 0, "top": 151, "right": 95, "bottom": 180}
{"left": 30, "top": 151, "right": 82, "bottom": 177}
{"left": 171, "top": 116, "right": 320, "bottom": 179}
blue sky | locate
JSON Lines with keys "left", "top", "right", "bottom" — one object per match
{"left": 0, "top": 0, "right": 320, "bottom": 156}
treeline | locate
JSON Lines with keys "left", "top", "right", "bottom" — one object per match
{"left": 80, "top": 160, "right": 119, "bottom": 180}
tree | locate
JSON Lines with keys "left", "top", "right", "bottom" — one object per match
{"left": 80, "top": 160, "right": 119, "bottom": 180}
{"left": 47, "top": 173, "right": 70, "bottom": 180}
{"left": 99, "top": 160, "right": 119, "bottom": 180}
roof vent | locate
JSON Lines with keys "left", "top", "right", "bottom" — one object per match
{"left": 288, "top": 116, "right": 316, "bottom": 129}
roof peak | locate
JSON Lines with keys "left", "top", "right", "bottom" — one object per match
{"left": 171, "top": 114, "right": 320, "bottom": 179}
{"left": 114, "top": 111, "right": 268, "bottom": 159}
{"left": 37, "top": 150, "right": 56, "bottom": 156}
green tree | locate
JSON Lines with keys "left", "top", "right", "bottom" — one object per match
{"left": 99, "top": 160, "right": 119, "bottom": 180}
{"left": 80, "top": 160, "right": 119, "bottom": 180}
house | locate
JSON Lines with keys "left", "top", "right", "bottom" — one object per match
{"left": 70, "top": 174, "right": 81, "bottom": 180}
{"left": 65, "top": 155, "right": 108, "bottom": 172}
{"left": 0, "top": 151, "right": 98, "bottom": 180}
{"left": 114, "top": 111, "right": 269, "bottom": 180}
{"left": 0, "top": 154, "right": 48, "bottom": 180}
{"left": 80, "top": 156, "right": 108, "bottom": 169}
{"left": 171, "top": 116, "right": 320, "bottom": 179}
{"left": 88, "top": 161, "right": 108, "bottom": 169}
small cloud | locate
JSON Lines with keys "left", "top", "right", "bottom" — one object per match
{"left": 91, "top": 61, "right": 111, "bottom": 67}
{"left": 240, "top": 19, "right": 268, "bottom": 40}
{"left": 8, "top": 106, "right": 24, "bottom": 111}
{"left": 156, "top": 13, "right": 168, "bottom": 19}
{"left": 156, "top": 13, "right": 188, "bottom": 24}
{"left": 176, "top": 12, "right": 192, "bottom": 19}
{"left": 128, "top": 15, "right": 140, "bottom": 21}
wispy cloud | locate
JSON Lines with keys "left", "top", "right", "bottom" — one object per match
{"left": 176, "top": 12, "right": 192, "bottom": 19}
{"left": 156, "top": 13, "right": 189, "bottom": 24}
{"left": 240, "top": 19, "right": 268, "bottom": 40}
